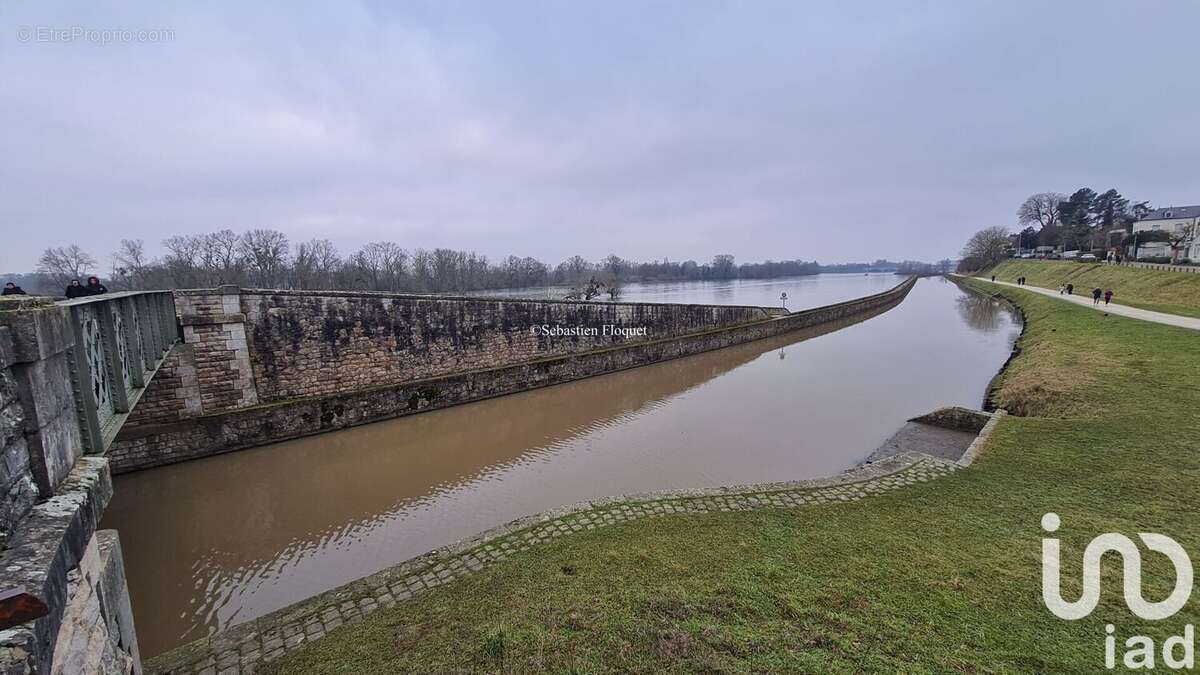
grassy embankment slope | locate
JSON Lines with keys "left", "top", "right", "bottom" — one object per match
{"left": 987, "top": 259, "right": 1200, "bottom": 318}
{"left": 266, "top": 280, "right": 1200, "bottom": 674}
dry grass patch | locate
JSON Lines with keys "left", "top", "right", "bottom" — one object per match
{"left": 993, "top": 349, "right": 1107, "bottom": 418}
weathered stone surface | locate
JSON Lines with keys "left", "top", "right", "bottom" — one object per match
{"left": 866, "top": 421, "right": 979, "bottom": 463}
{"left": 0, "top": 437, "right": 37, "bottom": 547}
{"left": 0, "top": 327, "right": 14, "bottom": 372}
{"left": 112, "top": 279, "right": 916, "bottom": 473}
{"left": 9, "top": 352, "right": 82, "bottom": 495}
{"left": 0, "top": 297, "right": 148, "bottom": 674}
{"left": 10, "top": 354, "right": 76, "bottom": 433}
{"left": 123, "top": 346, "right": 201, "bottom": 427}
{"left": 49, "top": 531, "right": 139, "bottom": 674}
{"left": 0, "top": 457, "right": 113, "bottom": 674}
{"left": 0, "top": 299, "right": 73, "bottom": 364}
{"left": 907, "top": 406, "right": 991, "bottom": 433}
{"left": 238, "top": 290, "right": 772, "bottom": 403}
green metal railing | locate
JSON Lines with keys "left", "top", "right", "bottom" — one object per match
{"left": 58, "top": 291, "right": 179, "bottom": 453}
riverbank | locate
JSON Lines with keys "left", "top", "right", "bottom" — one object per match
{"left": 238, "top": 277, "right": 1200, "bottom": 673}
{"left": 986, "top": 259, "right": 1200, "bottom": 317}
{"left": 970, "top": 277, "right": 1200, "bottom": 332}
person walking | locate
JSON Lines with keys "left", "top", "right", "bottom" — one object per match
{"left": 64, "top": 279, "right": 87, "bottom": 299}
{"left": 84, "top": 276, "right": 107, "bottom": 295}
{"left": 1058, "top": 283, "right": 1066, "bottom": 295}
{"left": 2, "top": 282, "right": 26, "bottom": 296}
{"left": 991, "top": 275, "right": 996, "bottom": 282}
{"left": 1066, "top": 283, "right": 1073, "bottom": 295}
{"left": 1104, "top": 289, "right": 1113, "bottom": 305}
{"left": 1092, "top": 288, "right": 1102, "bottom": 305}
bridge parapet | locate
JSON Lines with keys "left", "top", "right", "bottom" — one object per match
{"left": 57, "top": 292, "right": 179, "bottom": 454}
{"left": 0, "top": 292, "right": 171, "bottom": 673}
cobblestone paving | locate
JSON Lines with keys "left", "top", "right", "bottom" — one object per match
{"left": 149, "top": 453, "right": 960, "bottom": 674}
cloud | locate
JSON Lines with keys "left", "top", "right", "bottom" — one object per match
{"left": 1, "top": 0, "right": 1198, "bottom": 272}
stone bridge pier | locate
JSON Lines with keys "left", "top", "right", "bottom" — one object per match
{"left": 0, "top": 292, "right": 174, "bottom": 674}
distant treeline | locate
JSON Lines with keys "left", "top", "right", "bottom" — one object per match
{"left": 5, "top": 229, "right": 945, "bottom": 296}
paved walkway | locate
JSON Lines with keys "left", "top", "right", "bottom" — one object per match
{"left": 966, "top": 277, "right": 1200, "bottom": 331}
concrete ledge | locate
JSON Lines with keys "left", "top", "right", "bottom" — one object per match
{"left": 178, "top": 314, "right": 245, "bottom": 327}
{"left": 0, "top": 457, "right": 113, "bottom": 674}
{"left": 958, "top": 409, "right": 1007, "bottom": 467}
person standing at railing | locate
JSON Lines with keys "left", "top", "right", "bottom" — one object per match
{"left": 65, "top": 279, "right": 87, "bottom": 299}
{"left": 2, "top": 282, "right": 26, "bottom": 295}
{"left": 84, "top": 276, "right": 108, "bottom": 295}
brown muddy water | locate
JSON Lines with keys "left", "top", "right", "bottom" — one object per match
{"left": 103, "top": 276, "right": 1020, "bottom": 657}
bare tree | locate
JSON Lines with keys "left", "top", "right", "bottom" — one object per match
{"left": 111, "top": 239, "right": 148, "bottom": 290}
{"left": 294, "top": 238, "right": 341, "bottom": 289}
{"left": 431, "top": 248, "right": 464, "bottom": 292}
{"left": 1167, "top": 225, "right": 1195, "bottom": 264}
{"left": 555, "top": 255, "right": 592, "bottom": 284}
{"left": 960, "top": 226, "right": 1011, "bottom": 271}
{"left": 38, "top": 245, "right": 97, "bottom": 287}
{"left": 349, "top": 241, "right": 407, "bottom": 290}
{"left": 162, "top": 234, "right": 205, "bottom": 287}
{"left": 1017, "top": 192, "right": 1066, "bottom": 230}
{"left": 409, "top": 249, "right": 433, "bottom": 291}
{"left": 200, "top": 229, "right": 243, "bottom": 285}
{"left": 240, "top": 229, "right": 290, "bottom": 287}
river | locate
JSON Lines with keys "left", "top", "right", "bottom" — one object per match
{"left": 102, "top": 275, "right": 1021, "bottom": 657}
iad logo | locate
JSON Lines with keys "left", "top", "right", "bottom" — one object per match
{"left": 1041, "top": 512, "right": 1193, "bottom": 620}
{"left": 1041, "top": 513, "right": 1197, "bottom": 670}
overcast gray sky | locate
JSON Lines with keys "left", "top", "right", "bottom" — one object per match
{"left": 1, "top": 1, "right": 1198, "bottom": 272}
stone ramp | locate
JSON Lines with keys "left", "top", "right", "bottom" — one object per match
{"left": 866, "top": 422, "right": 979, "bottom": 463}
{"left": 865, "top": 406, "right": 992, "bottom": 464}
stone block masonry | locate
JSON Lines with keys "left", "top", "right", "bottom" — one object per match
{"left": 0, "top": 297, "right": 143, "bottom": 673}
{"left": 0, "top": 298, "right": 84, "bottom": 501}
{"left": 112, "top": 278, "right": 916, "bottom": 472}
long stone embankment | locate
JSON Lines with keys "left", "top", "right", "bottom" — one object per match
{"left": 110, "top": 277, "right": 917, "bottom": 472}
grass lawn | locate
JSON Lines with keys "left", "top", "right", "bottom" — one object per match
{"left": 986, "top": 259, "right": 1200, "bottom": 318}
{"left": 264, "top": 280, "right": 1200, "bottom": 674}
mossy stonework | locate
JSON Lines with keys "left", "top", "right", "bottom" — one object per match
{"left": 110, "top": 278, "right": 917, "bottom": 473}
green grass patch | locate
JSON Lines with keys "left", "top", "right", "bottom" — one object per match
{"left": 264, "top": 282, "right": 1200, "bottom": 674}
{"left": 986, "top": 259, "right": 1200, "bottom": 318}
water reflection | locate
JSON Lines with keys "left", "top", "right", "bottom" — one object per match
{"left": 475, "top": 273, "right": 900, "bottom": 308}
{"left": 104, "top": 276, "right": 1020, "bottom": 657}
{"left": 954, "top": 288, "right": 1018, "bottom": 332}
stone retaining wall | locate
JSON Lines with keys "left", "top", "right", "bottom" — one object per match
{"left": 111, "top": 278, "right": 916, "bottom": 472}
{"left": 123, "top": 288, "right": 774, "bottom": 429}
{"left": 241, "top": 290, "right": 771, "bottom": 402}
